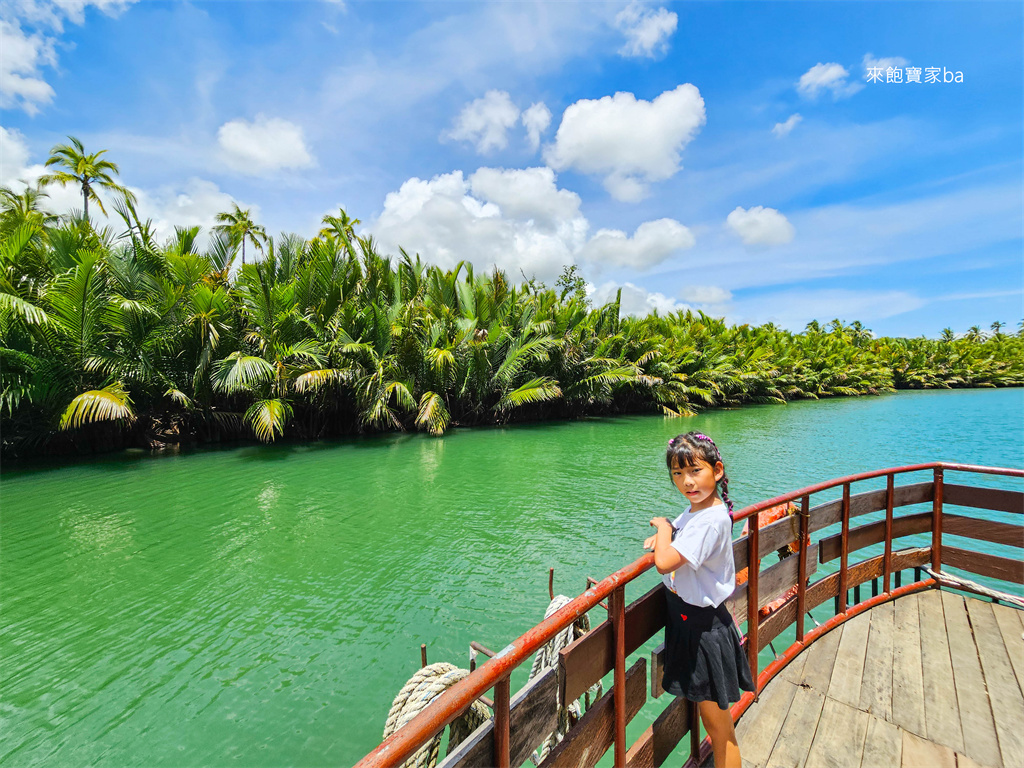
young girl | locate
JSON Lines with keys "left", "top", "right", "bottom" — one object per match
{"left": 643, "top": 432, "right": 753, "bottom": 768}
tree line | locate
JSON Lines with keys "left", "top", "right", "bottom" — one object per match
{"left": 1, "top": 138, "right": 1020, "bottom": 458}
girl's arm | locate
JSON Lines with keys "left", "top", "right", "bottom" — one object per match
{"left": 646, "top": 518, "right": 688, "bottom": 574}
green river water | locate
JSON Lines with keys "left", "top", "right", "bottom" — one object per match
{"left": 1, "top": 388, "right": 1022, "bottom": 767}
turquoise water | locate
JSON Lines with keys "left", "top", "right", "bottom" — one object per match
{"left": 1, "top": 388, "right": 1021, "bottom": 766}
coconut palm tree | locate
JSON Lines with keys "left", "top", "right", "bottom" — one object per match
{"left": 213, "top": 204, "right": 267, "bottom": 266}
{"left": 37, "top": 136, "right": 134, "bottom": 221}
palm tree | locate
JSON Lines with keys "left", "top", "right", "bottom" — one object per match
{"left": 940, "top": 328, "right": 956, "bottom": 343}
{"left": 0, "top": 184, "right": 58, "bottom": 234}
{"left": 318, "top": 208, "right": 361, "bottom": 247}
{"left": 990, "top": 321, "right": 1005, "bottom": 337}
{"left": 214, "top": 204, "right": 267, "bottom": 266}
{"left": 37, "top": 136, "right": 134, "bottom": 221}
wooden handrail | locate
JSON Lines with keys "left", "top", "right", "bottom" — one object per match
{"left": 356, "top": 462, "right": 1023, "bottom": 768}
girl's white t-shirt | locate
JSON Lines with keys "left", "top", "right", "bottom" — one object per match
{"left": 661, "top": 502, "right": 736, "bottom": 608}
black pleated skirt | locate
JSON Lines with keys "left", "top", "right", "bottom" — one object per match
{"left": 662, "top": 587, "right": 755, "bottom": 709}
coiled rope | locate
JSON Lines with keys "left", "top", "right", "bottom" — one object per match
{"left": 529, "top": 595, "right": 602, "bottom": 765}
{"left": 382, "top": 662, "right": 490, "bottom": 768}
{"left": 383, "top": 595, "right": 600, "bottom": 768}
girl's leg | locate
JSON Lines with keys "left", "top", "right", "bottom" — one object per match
{"left": 698, "top": 700, "right": 741, "bottom": 768}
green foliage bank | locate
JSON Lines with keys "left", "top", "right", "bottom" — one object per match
{"left": 2, "top": 143, "right": 1021, "bottom": 459}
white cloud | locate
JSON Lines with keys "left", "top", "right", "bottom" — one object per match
{"left": 544, "top": 84, "right": 705, "bottom": 202}
{"left": 217, "top": 115, "right": 315, "bottom": 175}
{"left": 679, "top": 285, "right": 732, "bottom": 305}
{"left": 726, "top": 206, "right": 795, "bottom": 247}
{"left": 0, "top": 126, "right": 33, "bottom": 186}
{"left": 135, "top": 177, "right": 257, "bottom": 244}
{"left": 370, "top": 166, "right": 693, "bottom": 282}
{"left": 370, "top": 168, "right": 582, "bottom": 281}
{"left": 772, "top": 113, "right": 802, "bottom": 138}
{"left": 467, "top": 166, "right": 583, "bottom": 233}
{"left": 579, "top": 218, "right": 695, "bottom": 269}
{"left": 0, "top": 19, "right": 57, "bottom": 114}
{"left": 521, "top": 102, "right": 552, "bottom": 152}
{"left": 797, "top": 62, "right": 862, "bottom": 100}
{"left": 443, "top": 90, "right": 521, "bottom": 154}
{"left": 729, "top": 289, "right": 925, "bottom": 331}
{"left": 12, "top": 0, "right": 139, "bottom": 30}
{"left": 862, "top": 53, "right": 910, "bottom": 78}
{"left": 614, "top": 1, "right": 678, "bottom": 58}
{"left": 1, "top": 1, "right": 138, "bottom": 114}
{"left": 587, "top": 280, "right": 686, "bottom": 316}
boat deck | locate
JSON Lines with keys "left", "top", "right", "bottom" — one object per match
{"left": 732, "top": 590, "right": 1024, "bottom": 768}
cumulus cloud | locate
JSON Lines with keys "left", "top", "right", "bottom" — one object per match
{"left": 0, "top": 126, "right": 33, "bottom": 186}
{"left": 579, "top": 219, "right": 695, "bottom": 269}
{"left": 679, "top": 285, "right": 732, "bottom": 305}
{"left": 521, "top": 102, "right": 552, "bottom": 152}
{"left": 772, "top": 113, "right": 802, "bottom": 138}
{"left": 136, "top": 177, "right": 257, "bottom": 243}
{"left": 588, "top": 280, "right": 686, "bottom": 316}
{"left": 468, "top": 166, "right": 582, "bottom": 231}
{"left": 370, "top": 168, "right": 583, "bottom": 280}
{"left": 369, "top": 166, "right": 693, "bottom": 281}
{"left": 217, "top": 115, "right": 315, "bottom": 175}
{"left": 1, "top": 1, "right": 138, "bottom": 114}
{"left": 614, "top": 1, "right": 678, "bottom": 58}
{"left": 726, "top": 206, "right": 795, "bottom": 247}
{"left": 797, "top": 62, "right": 862, "bottom": 100}
{"left": 443, "top": 90, "right": 521, "bottom": 154}
{"left": 544, "top": 84, "right": 705, "bottom": 202}
{"left": 0, "top": 19, "right": 57, "bottom": 114}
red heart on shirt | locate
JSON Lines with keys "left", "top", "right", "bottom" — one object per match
{"left": 680, "top": 614, "right": 687, "bottom": 621}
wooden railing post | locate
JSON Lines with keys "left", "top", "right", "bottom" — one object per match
{"left": 746, "top": 512, "right": 760, "bottom": 689}
{"left": 493, "top": 675, "right": 510, "bottom": 768}
{"left": 838, "top": 483, "right": 851, "bottom": 613}
{"left": 932, "top": 467, "right": 944, "bottom": 572}
{"left": 796, "top": 494, "right": 809, "bottom": 642}
{"left": 610, "top": 585, "right": 626, "bottom": 767}
{"left": 883, "top": 474, "right": 894, "bottom": 594}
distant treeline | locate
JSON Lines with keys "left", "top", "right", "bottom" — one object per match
{"left": 2, "top": 195, "right": 1021, "bottom": 459}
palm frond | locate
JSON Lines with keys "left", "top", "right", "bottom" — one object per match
{"left": 494, "top": 377, "right": 562, "bottom": 412}
{"left": 211, "top": 352, "right": 275, "bottom": 394}
{"left": 244, "top": 398, "right": 293, "bottom": 442}
{"left": 415, "top": 391, "right": 450, "bottom": 436}
{"left": 59, "top": 382, "right": 135, "bottom": 429}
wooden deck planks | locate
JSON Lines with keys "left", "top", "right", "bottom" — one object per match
{"left": 734, "top": 592, "right": 1022, "bottom": 768}
{"left": 735, "top": 678, "right": 799, "bottom": 768}
{"left": 803, "top": 697, "right": 869, "bottom": 768}
{"left": 900, "top": 729, "right": 956, "bottom": 768}
{"left": 990, "top": 602, "right": 1024, "bottom": 697}
{"left": 918, "top": 590, "right": 965, "bottom": 754}
{"left": 779, "top": 643, "right": 809, "bottom": 685}
{"left": 799, "top": 625, "right": 843, "bottom": 694}
{"left": 859, "top": 599, "right": 894, "bottom": 721}
{"left": 965, "top": 599, "right": 1024, "bottom": 768}
{"left": 764, "top": 685, "right": 825, "bottom": 768}
{"left": 859, "top": 714, "right": 901, "bottom": 768}
{"left": 827, "top": 611, "right": 871, "bottom": 708}
{"left": 891, "top": 592, "right": 926, "bottom": 738}
{"left": 939, "top": 591, "right": 1002, "bottom": 768}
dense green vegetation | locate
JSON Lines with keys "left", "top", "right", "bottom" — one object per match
{"left": 2, "top": 140, "right": 1021, "bottom": 458}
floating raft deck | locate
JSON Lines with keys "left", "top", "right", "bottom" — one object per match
{"left": 732, "top": 590, "right": 1024, "bottom": 768}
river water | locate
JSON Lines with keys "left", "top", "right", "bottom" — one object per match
{"left": 1, "top": 389, "right": 1021, "bottom": 767}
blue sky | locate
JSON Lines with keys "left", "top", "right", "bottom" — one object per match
{"left": 1, "top": 0, "right": 1021, "bottom": 336}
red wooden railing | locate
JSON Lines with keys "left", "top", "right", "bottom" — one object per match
{"left": 356, "top": 462, "right": 1023, "bottom": 768}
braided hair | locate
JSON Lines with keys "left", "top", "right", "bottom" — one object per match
{"left": 665, "top": 432, "right": 734, "bottom": 517}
